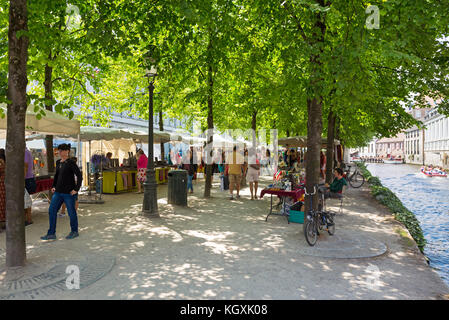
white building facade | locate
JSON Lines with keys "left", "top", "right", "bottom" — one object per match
{"left": 403, "top": 107, "right": 432, "bottom": 165}
{"left": 423, "top": 109, "right": 449, "bottom": 168}
{"left": 349, "top": 139, "right": 377, "bottom": 158}
{"left": 404, "top": 126, "right": 424, "bottom": 165}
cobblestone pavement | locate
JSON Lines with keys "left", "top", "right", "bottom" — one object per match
{"left": 0, "top": 176, "right": 448, "bottom": 299}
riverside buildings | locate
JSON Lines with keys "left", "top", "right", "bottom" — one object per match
{"left": 404, "top": 107, "right": 433, "bottom": 165}
{"left": 423, "top": 108, "right": 449, "bottom": 168}
{"left": 375, "top": 133, "right": 406, "bottom": 159}
{"left": 349, "top": 97, "right": 449, "bottom": 169}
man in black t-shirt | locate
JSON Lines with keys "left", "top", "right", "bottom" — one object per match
{"left": 41, "top": 143, "right": 82, "bottom": 241}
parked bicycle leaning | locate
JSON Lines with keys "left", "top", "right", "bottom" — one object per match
{"left": 304, "top": 185, "right": 336, "bottom": 246}
{"left": 343, "top": 163, "right": 365, "bottom": 188}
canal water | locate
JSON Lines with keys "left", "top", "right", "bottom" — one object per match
{"left": 366, "top": 163, "right": 449, "bottom": 287}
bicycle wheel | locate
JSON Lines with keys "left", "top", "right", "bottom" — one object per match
{"left": 304, "top": 218, "right": 318, "bottom": 246}
{"left": 349, "top": 172, "right": 364, "bottom": 188}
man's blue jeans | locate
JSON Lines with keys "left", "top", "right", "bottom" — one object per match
{"left": 187, "top": 174, "right": 194, "bottom": 192}
{"left": 47, "top": 192, "right": 78, "bottom": 235}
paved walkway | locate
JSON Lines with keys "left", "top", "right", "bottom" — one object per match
{"left": 1, "top": 176, "right": 448, "bottom": 299}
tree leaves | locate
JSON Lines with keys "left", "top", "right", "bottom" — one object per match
{"left": 1, "top": 0, "right": 447, "bottom": 149}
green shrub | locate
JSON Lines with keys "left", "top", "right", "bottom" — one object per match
{"left": 356, "top": 162, "right": 426, "bottom": 252}
{"left": 367, "top": 176, "right": 382, "bottom": 187}
{"left": 355, "top": 162, "right": 372, "bottom": 180}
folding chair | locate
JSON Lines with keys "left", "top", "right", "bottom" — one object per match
{"left": 323, "top": 185, "right": 345, "bottom": 215}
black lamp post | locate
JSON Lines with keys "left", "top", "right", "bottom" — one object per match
{"left": 142, "top": 64, "right": 159, "bottom": 217}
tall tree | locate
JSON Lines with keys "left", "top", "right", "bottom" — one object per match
{"left": 27, "top": 0, "right": 108, "bottom": 172}
{"left": 325, "top": 108, "right": 336, "bottom": 184}
{"left": 5, "top": 0, "right": 29, "bottom": 267}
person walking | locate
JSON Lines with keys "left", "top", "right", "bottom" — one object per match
{"left": 24, "top": 147, "right": 36, "bottom": 226}
{"left": 58, "top": 157, "right": 80, "bottom": 217}
{"left": 241, "top": 147, "right": 248, "bottom": 188}
{"left": 247, "top": 148, "right": 261, "bottom": 200}
{"left": 225, "top": 146, "right": 244, "bottom": 200}
{"left": 183, "top": 149, "right": 197, "bottom": 193}
{"left": 0, "top": 149, "right": 5, "bottom": 231}
{"left": 40, "top": 143, "right": 82, "bottom": 240}
{"left": 264, "top": 148, "right": 272, "bottom": 175}
{"left": 136, "top": 149, "right": 148, "bottom": 193}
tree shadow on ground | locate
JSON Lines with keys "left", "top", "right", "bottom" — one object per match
{"left": 1, "top": 176, "right": 447, "bottom": 299}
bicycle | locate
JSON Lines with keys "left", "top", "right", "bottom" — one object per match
{"left": 303, "top": 185, "right": 336, "bottom": 246}
{"left": 343, "top": 163, "right": 365, "bottom": 188}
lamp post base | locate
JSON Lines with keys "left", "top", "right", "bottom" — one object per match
{"left": 142, "top": 178, "right": 159, "bottom": 217}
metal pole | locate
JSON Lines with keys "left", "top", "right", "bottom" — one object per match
{"left": 88, "top": 140, "right": 92, "bottom": 197}
{"left": 142, "top": 79, "right": 159, "bottom": 216}
{"left": 100, "top": 140, "right": 103, "bottom": 200}
{"left": 77, "top": 133, "right": 81, "bottom": 168}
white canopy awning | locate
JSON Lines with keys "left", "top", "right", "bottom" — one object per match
{"left": 0, "top": 103, "right": 80, "bottom": 138}
{"left": 25, "top": 126, "right": 173, "bottom": 143}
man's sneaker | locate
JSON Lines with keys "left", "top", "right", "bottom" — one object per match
{"left": 58, "top": 212, "right": 66, "bottom": 217}
{"left": 229, "top": 196, "right": 234, "bottom": 200}
{"left": 40, "top": 234, "right": 56, "bottom": 241}
{"left": 66, "top": 231, "right": 79, "bottom": 240}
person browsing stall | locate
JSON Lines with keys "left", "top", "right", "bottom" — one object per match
{"left": 136, "top": 149, "right": 148, "bottom": 194}
{"left": 41, "top": 144, "right": 82, "bottom": 240}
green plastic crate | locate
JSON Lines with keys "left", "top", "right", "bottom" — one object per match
{"left": 288, "top": 210, "right": 304, "bottom": 224}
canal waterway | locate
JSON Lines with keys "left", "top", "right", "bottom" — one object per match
{"left": 366, "top": 163, "right": 449, "bottom": 287}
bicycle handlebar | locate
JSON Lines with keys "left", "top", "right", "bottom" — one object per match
{"left": 304, "top": 185, "right": 317, "bottom": 196}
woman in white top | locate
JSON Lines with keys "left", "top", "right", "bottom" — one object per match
{"left": 246, "top": 148, "right": 260, "bottom": 200}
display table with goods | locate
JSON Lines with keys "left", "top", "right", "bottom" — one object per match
{"left": 102, "top": 165, "right": 172, "bottom": 194}
{"left": 260, "top": 173, "right": 305, "bottom": 223}
{"left": 155, "top": 166, "right": 171, "bottom": 184}
{"left": 34, "top": 175, "right": 54, "bottom": 193}
{"left": 102, "top": 167, "right": 138, "bottom": 193}
{"left": 30, "top": 174, "right": 55, "bottom": 202}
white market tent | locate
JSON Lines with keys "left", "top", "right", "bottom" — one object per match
{"left": 25, "top": 126, "right": 174, "bottom": 190}
{"left": 46, "top": 126, "right": 171, "bottom": 143}
{"left": 0, "top": 103, "right": 80, "bottom": 138}
{"left": 25, "top": 126, "right": 172, "bottom": 143}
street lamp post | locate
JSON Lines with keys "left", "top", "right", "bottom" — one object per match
{"left": 142, "top": 65, "right": 159, "bottom": 217}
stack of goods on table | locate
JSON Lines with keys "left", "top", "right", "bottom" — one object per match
{"left": 265, "top": 176, "right": 305, "bottom": 216}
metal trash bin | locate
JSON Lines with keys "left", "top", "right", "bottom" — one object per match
{"left": 167, "top": 170, "right": 188, "bottom": 206}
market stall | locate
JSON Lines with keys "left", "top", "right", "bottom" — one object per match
{"left": 69, "top": 127, "right": 172, "bottom": 195}
{"left": 259, "top": 135, "right": 341, "bottom": 223}
{"left": 0, "top": 104, "right": 81, "bottom": 200}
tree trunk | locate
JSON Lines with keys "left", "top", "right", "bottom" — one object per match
{"left": 6, "top": 0, "right": 29, "bottom": 268}
{"left": 251, "top": 110, "right": 257, "bottom": 148}
{"left": 159, "top": 111, "right": 164, "bottom": 161}
{"left": 335, "top": 116, "right": 341, "bottom": 167}
{"left": 44, "top": 61, "right": 55, "bottom": 174}
{"left": 203, "top": 40, "right": 214, "bottom": 198}
{"left": 325, "top": 109, "right": 336, "bottom": 184}
{"left": 304, "top": 6, "right": 326, "bottom": 216}
{"left": 304, "top": 97, "right": 323, "bottom": 214}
